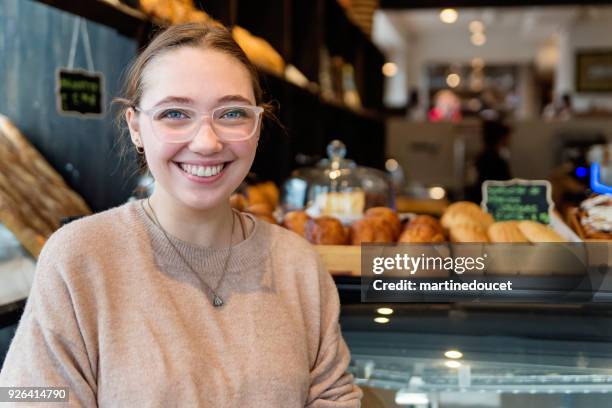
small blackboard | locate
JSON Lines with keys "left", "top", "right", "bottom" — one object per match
{"left": 56, "top": 68, "right": 104, "bottom": 116}
{"left": 482, "top": 179, "right": 553, "bottom": 224}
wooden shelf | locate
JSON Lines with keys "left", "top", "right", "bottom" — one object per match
{"left": 260, "top": 68, "right": 383, "bottom": 121}
{"left": 36, "top": 0, "right": 149, "bottom": 38}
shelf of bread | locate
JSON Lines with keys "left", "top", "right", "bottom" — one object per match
{"left": 231, "top": 183, "right": 580, "bottom": 276}
{"left": 0, "top": 116, "right": 91, "bottom": 258}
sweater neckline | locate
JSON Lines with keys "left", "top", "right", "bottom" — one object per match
{"left": 131, "top": 199, "right": 269, "bottom": 273}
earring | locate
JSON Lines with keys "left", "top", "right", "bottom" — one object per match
{"left": 135, "top": 144, "right": 144, "bottom": 154}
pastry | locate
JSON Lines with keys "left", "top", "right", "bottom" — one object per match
{"left": 229, "top": 193, "right": 248, "bottom": 211}
{"left": 257, "top": 181, "right": 279, "bottom": 209}
{"left": 517, "top": 221, "right": 566, "bottom": 243}
{"left": 407, "top": 215, "right": 444, "bottom": 236}
{"left": 399, "top": 224, "right": 445, "bottom": 243}
{"left": 487, "top": 221, "right": 529, "bottom": 243}
{"left": 282, "top": 211, "right": 310, "bottom": 238}
{"left": 364, "top": 207, "right": 401, "bottom": 239}
{"left": 441, "top": 201, "right": 494, "bottom": 230}
{"left": 232, "top": 26, "right": 285, "bottom": 75}
{"left": 246, "top": 182, "right": 279, "bottom": 209}
{"left": 449, "top": 224, "right": 489, "bottom": 243}
{"left": 305, "top": 216, "right": 348, "bottom": 245}
{"left": 314, "top": 191, "right": 365, "bottom": 219}
{"left": 244, "top": 203, "right": 274, "bottom": 217}
{"left": 350, "top": 217, "right": 395, "bottom": 245}
{"left": 579, "top": 195, "right": 612, "bottom": 239}
{"left": 246, "top": 185, "right": 269, "bottom": 207}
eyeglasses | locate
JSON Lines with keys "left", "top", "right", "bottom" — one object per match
{"left": 135, "top": 104, "right": 264, "bottom": 143}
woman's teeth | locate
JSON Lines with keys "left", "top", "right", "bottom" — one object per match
{"left": 179, "top": 163, "right": 224, "bottom": 177}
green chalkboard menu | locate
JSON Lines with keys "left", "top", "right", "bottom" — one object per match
{"left": 56, "top": 69, "right": 104, "bottom": 116}
{"left": 481, "top": 179, "right": 553, "bottom": 224}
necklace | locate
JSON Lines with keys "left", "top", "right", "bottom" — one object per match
{"left": 142, "top": 198, "right": 244, "bottom": 307}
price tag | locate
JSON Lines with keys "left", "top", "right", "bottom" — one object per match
{"left": 482, "top": 179, "right": 553, "bottom": 224}
{"left": 56, "top": 69, "right": 104, "bottom": 116}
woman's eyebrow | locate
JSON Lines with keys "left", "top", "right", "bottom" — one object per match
{"left": 152, "top": 96, "right": 195, "bottom": 108}
{"left": 217, "top": 95, "right": 253, "bottom": 105}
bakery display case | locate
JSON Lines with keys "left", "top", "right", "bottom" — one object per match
{"left": 340, "top": 303, "right": 612, "bottom": 407}
{"left": 278, "top": 194, "right": 583, "bottom": 277}
{"left": 282, "top": 140, "right": 394, "bottom": 223}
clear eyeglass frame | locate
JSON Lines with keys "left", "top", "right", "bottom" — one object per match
{"left": 134, "top": 104, "right": 264, "bottom": 143}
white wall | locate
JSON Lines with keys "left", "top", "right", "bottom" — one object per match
{"left": 373, "top": 11, "right": 408, "bottom": 107}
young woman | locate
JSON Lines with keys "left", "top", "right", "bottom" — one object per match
{"left": 0, "top": 23, "right": 362, "bottom": 407}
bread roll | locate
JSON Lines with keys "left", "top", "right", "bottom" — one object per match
{"left": 258, "top": 181, "right": 279, "bottom": 209}
{"left": 232, "top": 26, "right": 285, "bottom": 75}
{"left": 246, "top": 185, "right": 269, "bottom": 207}
{"left": 282, "top": 211, "right": 310, "bottom": 238}
{"left": 487, "top": 221, "right": 529, "bottom": 243}
{"left": 350, "top": 217, "right": 395, "bottom": 245}
{"left": 441, "top": 201, "right": 494, "bottom": 230}
{"left": 305, "top": 216, "right": 348, "bottom": 245}
{"left": 364, "top": 207, "right": 401, "bottom": 239}
{"left": 407, "top": 215, "right": 444, "bottom": 235}
{"left": 517, "top": 221, "right": 566, "bottom": 243}
{"left": 229, "top": 193, "right": 248, "bottom": 211}
{"left": 449, "top": 224, "right": 489, "bottom": 243}
{"left": 399, "top": 224, "right": 445, "bottom": 243}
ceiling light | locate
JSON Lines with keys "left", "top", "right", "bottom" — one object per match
{"left": 444, "top": 349, "right": 463, "bottom": 359}
{"left": 471, "top": 32, "right": 486, "bottom": 46}
{"left": 445, "top": 360, "right": 462, "bottom": 368}
{"left": 382, "top": 62, "right": 397, "bottom": 77}
{"left": 428, "top": 186, "right": 446, "bottom": 200}
{"left": 446, "top": 73, "right": 461, "bottom": 88}
{"left": 469, "top": 20, "right": 484, "bottom": 33}
{"left": 384, "top": 159, "right": 398, "bottom": 172}
{"left": 440, "top": 8, "right": 458, "bottom": 24}
{"left": 374, "top": 316, "right": 390, "bottom": 324}
{"left": 376, "top": 307, "right": 394, "bottom": 315}
{"left": 471, "top": 57, "right": 485, "bottom": 69}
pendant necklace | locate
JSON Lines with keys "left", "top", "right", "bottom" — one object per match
{"left": 142, "top": 198, "right": 244, "bottom": 308}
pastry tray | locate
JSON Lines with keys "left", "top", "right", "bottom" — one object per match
{"left": 568, "top": 207, "right": 612, "bottom": 242}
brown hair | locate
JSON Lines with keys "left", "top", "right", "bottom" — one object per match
{"left": 113, "top": 22, "right": 275, "bottom": 172}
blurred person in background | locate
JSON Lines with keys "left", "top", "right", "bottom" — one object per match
{"left": 428, "top": 89, "right": 462, "bottom": 122}
{"left": 468, "top": 119, "right": 513, "bottom": 202}
{"left": 543, "top": 93, "right": 574, "bottom": 121}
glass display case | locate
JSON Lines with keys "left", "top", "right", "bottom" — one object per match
{"left": 340, "top": 302, "right": 612, "bottom": 408}
{"left": 282, "top": 140, "right": 394, "bottom": 223}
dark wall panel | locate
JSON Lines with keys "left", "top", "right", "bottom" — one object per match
{"left": 0, "top": 0, "right": 139, "bottom": 212}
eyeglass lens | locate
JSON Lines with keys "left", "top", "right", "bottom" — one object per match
{"left": 150, "top": 106, "right": 259, "bottom": 142}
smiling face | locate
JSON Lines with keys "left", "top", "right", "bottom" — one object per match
{"left": 126, "top": 46, "right": 259, "bottom": 212}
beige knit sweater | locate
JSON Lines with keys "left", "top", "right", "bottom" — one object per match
{"left": 0, "top": 200, "right": 361, "bottom": 407}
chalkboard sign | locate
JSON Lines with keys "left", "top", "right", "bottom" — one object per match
{"left": 481, "top": 179, "right": 553, "bottom": 224}
{"left": 56, "top": 68, "right": 104, "bottom": 116}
